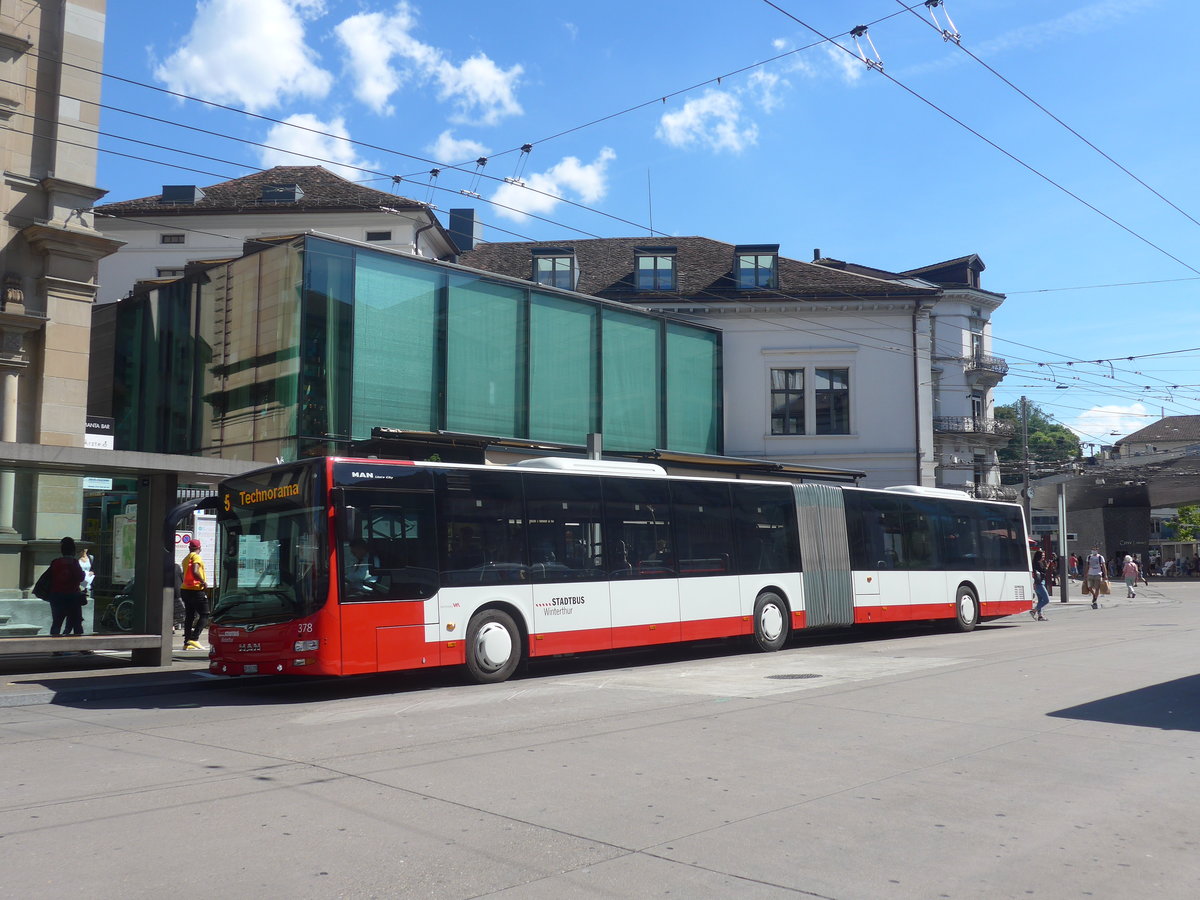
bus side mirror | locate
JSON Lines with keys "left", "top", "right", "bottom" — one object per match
{"left": 336, "top": 500, "right": 361, "bottom": 543}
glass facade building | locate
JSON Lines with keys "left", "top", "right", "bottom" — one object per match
{"left": 112, "top": 235, "right": 722, "bottom": 461}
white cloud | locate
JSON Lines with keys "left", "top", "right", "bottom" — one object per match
{"left": 1069, "top": 402, "right": 1150, "bottom": 443}
{"left": 258, "top": 114, "right": 378, "bottom": 181}
{"left": 656, "top": 90, "right": 758, "bottom": 154}
{"left": 426, "top": 130, "right": 490, "bottom": 165}
{"left": 154, "top": 0, "right": 332, "bottom": 112}
{"left": 747, "top": 69, "right": 786, "bottom": 113}
{"left": 490, "top": 148, "right": 616, "bottom": 222}
{"left": 335, "top": 1, "right": 523, "bottom": 124}
{"left": 824, "top": 43, "right": 865, "bottom": 85}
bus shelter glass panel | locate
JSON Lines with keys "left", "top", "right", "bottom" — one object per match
{"left": 601, "top": 310, "right": 661, "bottom": 451}
{"left": 666, "top": 324, "right": 720, "bottom": 454}
{"left": 351, "top": 251, "right": 441, "bottom": 437}
{"left": 446, "top": 275, "right": 526, "bottom": 438}
{"left": 529, "top": 293, "right": 597, "bottom": 444}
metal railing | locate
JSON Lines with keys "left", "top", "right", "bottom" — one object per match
{"left": 965, "top": 354, "right": 1009, "bottom": 377}
{"left": 962, "top": 483, "right": 1019, "bottom": 501}
{"left": 933, "top": 416, "right": 1016, "bottom": 436}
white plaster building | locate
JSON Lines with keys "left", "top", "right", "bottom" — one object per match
{"left": 460, "top": 232, "right": 1010, "bottom": 491}
{"left": 93, "top": 166, "right": 460, "bottom": 303}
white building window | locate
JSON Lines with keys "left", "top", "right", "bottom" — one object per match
{"left": 365, "top": 230, "right": 392, "bottom": 242}
{"left": 160, "top": 233, "right": 185, "bottom": 244}
{"left": 156, "top": 267, "right": 185, "bottom": 278}
{"left": 770, "top": 366, "right": 851, "bottom": 436}
{"left": 815, "top": 368, "right": 850, "bottom": 434}
{"left": 770, "top": 369, "right": 804, "bottom": 435}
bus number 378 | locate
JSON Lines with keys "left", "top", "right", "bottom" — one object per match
{"left": 193, "top": 456, "right": 1030, "bottom": 683}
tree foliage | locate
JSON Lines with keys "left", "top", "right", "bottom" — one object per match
{"left": 1167, "top": 505, "right": 1200, "bottom": 542}
{"left": 996, "top": 401, "right": 1082, "bottom": 473}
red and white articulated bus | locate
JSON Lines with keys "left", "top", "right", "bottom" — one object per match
{"left": 202, "top": 456, "right": 1031, "bottom": 683}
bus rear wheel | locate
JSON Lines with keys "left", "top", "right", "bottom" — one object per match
{"left": 753, "top": 591, "right": 789, "bottom": 652}
{"left": 465, "top": 609, "right": 522, "bottom": 683}
{"left": 953, "top": 584, "right": 979, "bottom": 632}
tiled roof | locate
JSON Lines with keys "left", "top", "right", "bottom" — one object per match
{"left": 459, "top": 236, "right": 938, "bottom": 303}
{"left": 94, "top": 166, "right": 428, "bottom": 216}
{"left": 1118, "top": 415, "right": 1200, "bottom": 446}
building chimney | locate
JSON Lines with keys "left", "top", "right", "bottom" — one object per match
{"left": 813, "top": 248, "right": 821, "bottom": 261}
{"left": 449, "top": 208, "right": 482, "bottom": 252}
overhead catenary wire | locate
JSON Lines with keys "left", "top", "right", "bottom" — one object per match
{"left": 895, "top": 0, "right": 1200, "bottom": 234}
{"left": 756, "top": 0, "right": 1200, "bottom": 278}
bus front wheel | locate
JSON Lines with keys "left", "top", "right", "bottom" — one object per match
{"left": 953, "top": 584, "right": 979, "bottom": 632}
{"left": 465, "top": 609, "right": 522, "bottom": 683}
{"left": 753, "top": 591, "right": 789, "bottom": 652}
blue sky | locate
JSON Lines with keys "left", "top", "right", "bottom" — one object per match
{"left": 98, "top": 0, "right": 1200, "bottom": 448}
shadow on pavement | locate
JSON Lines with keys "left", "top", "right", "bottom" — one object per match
{"left": 1048, "top": 673, "right": 1200, "bottom": 732}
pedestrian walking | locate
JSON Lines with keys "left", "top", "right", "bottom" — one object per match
{"left": 1085, "top": 546, "right": 1106, "bottom": 609}
{"left": 43, "top": 537, "right": 87, "bottom": 647}
{"left": 180, "top": 538, "right": 209, "bottom": 651}
{"left": 1122, "top": 555, "right": 1140, "bottom": 598}
{"left": 1029, "top": 549, "right": 1051, "bottom": 621}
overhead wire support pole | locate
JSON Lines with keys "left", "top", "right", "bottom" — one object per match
{"left": 1021, "top": 396, "right": 1032, "bottom": 530}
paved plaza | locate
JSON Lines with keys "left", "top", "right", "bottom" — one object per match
{"left": 2, "top": 580, "right": 1199, "bottom": 898}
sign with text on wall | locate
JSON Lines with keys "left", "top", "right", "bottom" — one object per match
{"left": 85, "top": 416, "right": 114, "bottom": 450}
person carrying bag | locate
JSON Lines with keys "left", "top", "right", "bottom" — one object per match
{"left": 42, "top": 537, "right": 87, "bottom": 639}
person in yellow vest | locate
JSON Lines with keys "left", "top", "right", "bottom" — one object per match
{"left": 181, "top": 538, "right": 209, "bottom": 651}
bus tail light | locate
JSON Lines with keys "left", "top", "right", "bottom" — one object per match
{"left": 294, "top": 639, "right": 319, "bottom": 652}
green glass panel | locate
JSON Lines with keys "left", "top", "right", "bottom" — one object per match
{"left": 602, "top": 309, "right": 661, "bottom": 451}
{"left": 446, "top": 274, "right": 526, "bottom": 437}
{"left": 300, "top": 238, "right": 354, "bottom": 450}
{"left": 666, "top": 324, "right": 720, "bottom": 453}
{"left": 351, "top": 250, "right": 440, "bottom": 437}
{"left": 529, "top": 293, "right": 596, "bottom": 443}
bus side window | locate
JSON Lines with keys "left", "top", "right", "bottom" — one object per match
{"left": 523, "top": 473, "right": 604, "bottom": 584}
{"left": 338, "top": 490, "right": 439, "bottom": 601}
{"left": 731, "top": 484, "right": 800, "bottom": 575}
{"left": 671, "top": 481, "right": 733, "bottom": 576}
{"left": 436, "top": 470, "right": 528, "bottom": 587}
{"left": 601, "top": 476, "right": 674, "bottom": 579}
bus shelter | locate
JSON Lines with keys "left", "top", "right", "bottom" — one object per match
{"left": 0, "top": 443, "right": 256, "bottom": 665}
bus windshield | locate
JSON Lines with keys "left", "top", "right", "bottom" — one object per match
{"left": 213, "top": 463, "right": 327, "bottom": 626}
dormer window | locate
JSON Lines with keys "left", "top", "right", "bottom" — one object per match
{"left": 734, "top": 244, "right": 779, "bottom": 290}
{"left": 635, "top": 247, "right": 676, "bottom": 291}
{"left": 260, "top": 183, "right": 303, "bottom": 203}
{"left": 532, "top": 249, "right": 576, "bottom": 290}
